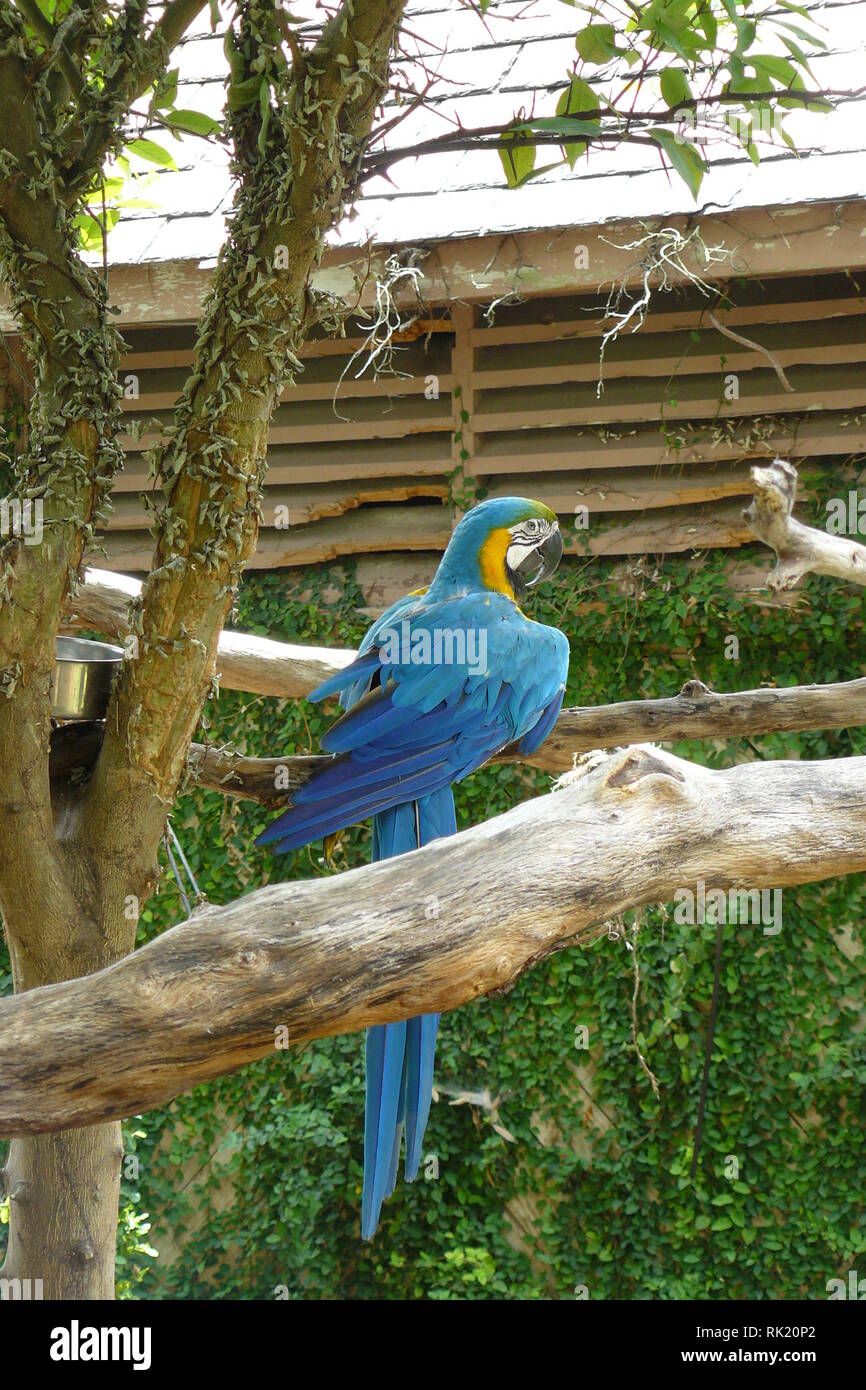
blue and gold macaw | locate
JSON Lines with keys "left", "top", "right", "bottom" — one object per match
{"left": 257, "top": 496, "right": 569, "bottom": 1238}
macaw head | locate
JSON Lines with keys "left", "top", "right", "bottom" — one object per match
{"left": 433, "top": 496, "right": 563, "bottom": 602}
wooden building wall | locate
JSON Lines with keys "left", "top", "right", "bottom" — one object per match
{"left": 103, "top": 267, "right": 866, "bottom": 576}
{"left": 4, "top": 267, "right": 866, "bottom": 585}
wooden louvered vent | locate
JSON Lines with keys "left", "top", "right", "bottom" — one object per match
{"left": 103, "top": 269, "right": 866, "bottom": 573}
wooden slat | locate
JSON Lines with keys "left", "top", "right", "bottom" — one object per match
{"left": 97, "top": 502, "right": 454, "bottom": 572}
{"left": 471, "top": 315, "right": 866, "bottom": 389}
{"left": 117, "top": 307, "right": 866, "bottom": 407}
{"left": 471, "top": 362, "right": 866, "bottom": 433}
{"left": 120, "top": 404, "right": 454, "bottom": 452}
{"left": 472, "top": 271, "right": 866, "bottom": 343}
{"left": 120, "top": 371, "right": 455, "bottom": 412}
{"left": 471, "top": 414, "right": 866, "bottom": 476}
{"left": 105, "top": 475, "right": 449, "bottom": 530}
{"left": 111, "top": 435, "right": 453, "bottom": 491}
{"left": 470, "top": 294, "right": 866, "bottom": 348}
{"left": 484, "top": 461, "right": 790, "bottom": 515}
{"left": 560, "top": 499, "right": 754, "bottom": 558}
{"left": 118, "top": 318, "right": 454, "bottom": 371}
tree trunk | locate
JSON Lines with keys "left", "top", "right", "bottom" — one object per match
{"left": 1, "top": 1128, "right": 121, "bottom": 1300}
{"left": 0, "top": 0, "right": 411, "bottom": 1298}
{"left": 1, "top": 878, "right": 139, "bottom": 1298}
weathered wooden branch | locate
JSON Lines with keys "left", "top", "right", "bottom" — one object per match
{"left": 744, "top": 458, "right": 866, "bottom": 590}
{"left": 65, "top": 568, "right": 355, "bottom": 697}
{"left": 4, "top": 744, "right": 866, "bottom": 1136}
{"left": 180, "top": 674, "right": 866, "bottom": 804}
{"left": 503, "top": 676, "right": 866, "bottom": 776}
{"left": 47, "top": 671, "right": 866, "bottom": 808}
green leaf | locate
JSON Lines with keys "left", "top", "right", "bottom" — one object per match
{"left": 777, "top": 0, "right": 815, "bottom": 19}
{"left": 726, "top": 76, "right": 764, "bottom": 96}
{"left": 750, "top": 53, "right": 797, "bottom": 87}
{"left": 498, "top": 126, "right": 536, "bottom": 188}
{"left": 525, "top": 113, "right": 605, "bottom": 136}
{"left": 735, "top": 17, "right": 757, "bottom": 54}
{"left": 151, "top": 67, "right": 179, "bottom": 112}
{"left": 575, "top": 24, "right": 618, "bottom": 64}
{"left": 73, "top": 211, "right": 104, "bottom": 253}
{"left": 655, "top": 20, "right": 696, "bottom": 63}
{"left": 648, "top": 128, "right": 706, "bottom": 199}
{"left": 555, "top": 78, "right": 598, "bottom": 167}
{"left": 228, "top": 77, "right": 261, "bottom": 111}
{"left": 555, "top": 76, "right": 599, "bottom": 121}
{"left": 774, "top": 115, "right": 797, "bottom": 152}
{"left": 660, "top": 67, "right": 692, "bottom": 108}
{"left": 164, "top": 109, "right": 222, "bottom": 137}
{"left": 224, "top": 27, "right": 246, "bottom": 82}
{"left": 126, "top": 138, "right": 177, "bottom": 171}
{"left": 257, "top": 80, "right": 271, "bottom": 155}
{"left": 779, "top": 34, "right": 816, "bottom": 82}
{"left": 90, "top": 175, "right": 125, "bottom": 199}
{"left": 696, "top": 7, "right": 717, "bottom": 49}
{"left": 777, "top": 19, "right": 827, "bottom": 51}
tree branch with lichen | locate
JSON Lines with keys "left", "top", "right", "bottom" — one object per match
{"left": 0, "top": 35, "right": 126, "bottom": 986}
{"left": 58, "top": 0, "right": 208, "bottom": 196}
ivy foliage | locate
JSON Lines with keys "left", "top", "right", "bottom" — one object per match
{"left": 2, "top": 490, "right": 864, "bottom": 1297}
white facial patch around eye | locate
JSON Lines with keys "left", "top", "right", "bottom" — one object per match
{"left": 506, "top": 539, "right": 539, "bottom": 569}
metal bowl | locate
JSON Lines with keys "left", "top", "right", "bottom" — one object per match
{"left": 52, "top": 636, "right": 123, "bottom": 721}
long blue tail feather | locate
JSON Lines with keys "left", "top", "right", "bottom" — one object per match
{"left": 361, "top": 786, "right": 456, "bottom": 1239}
{"left": 362, "top": 1021, "right": 408, "bottom": 1240}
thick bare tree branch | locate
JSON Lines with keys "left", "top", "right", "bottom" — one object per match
{"left": 65, "top": 567, "right": 356, "bottom": 696}
{"left": 744, "top": 458, "right": 866, "bottom": 591}
{"left": 3, "top": 743, "right": 865, "bottom": 1136}
{"left": 177, "top": 674, "right": 866, "bottom": 805}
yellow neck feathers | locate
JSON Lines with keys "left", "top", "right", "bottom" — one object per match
{"left": 478, "top": 527, "right": 515, "bottom": 598}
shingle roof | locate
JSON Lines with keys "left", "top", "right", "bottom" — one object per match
{"left": 101, "top": 0, "right": 866, "bottom": 267}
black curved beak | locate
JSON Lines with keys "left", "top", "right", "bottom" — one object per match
{"left": 517, "top": 524, "right": 563, "bottom": 589}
